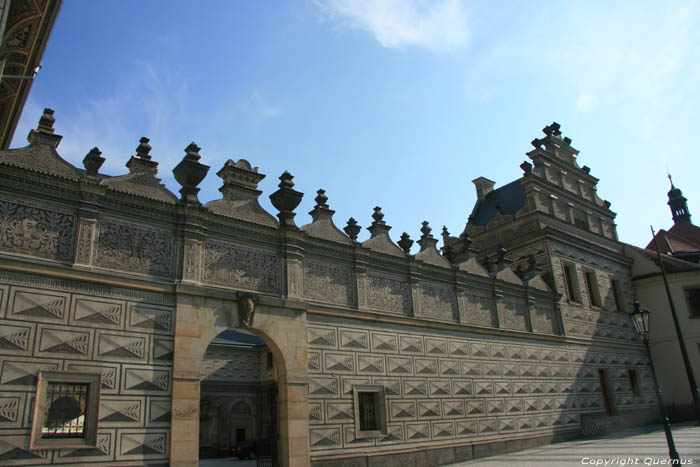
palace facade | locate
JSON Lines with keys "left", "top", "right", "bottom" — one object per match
{"left": 0, "top": 110, "right": 656, "bottom": 466}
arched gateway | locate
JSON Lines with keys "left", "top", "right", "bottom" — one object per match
{"left": 170, "top": 289, "right": 310, "bottom": 467}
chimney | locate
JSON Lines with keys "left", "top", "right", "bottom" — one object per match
{"left": 472, "top": 177, "right": 495, "bottom": 201}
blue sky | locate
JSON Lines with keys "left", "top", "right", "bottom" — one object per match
{"left": 12, "top": 0, "right": 700, "bottom": 249}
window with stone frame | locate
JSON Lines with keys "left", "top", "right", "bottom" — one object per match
{"left": 562, "top": 261, "right": 581, "bottom": 303}
{"left": 628, "top": 369, "right": 641, "bottom": 397}
{"left": 685, "top": 287, "right": 700, "bottom": 318}
{"left": 598, "top": 368, "right": 617, "bottom": 416}
{"left": 573, "top": 209, "right": 589, "bottom": 231}
{"left": 352, "top": 385, "right": 386, "bottom": 439}
{"left": 30, "top": 371, "right": 101, "bottom": 450}
{"left": 611, "top": 278, "right": 624, "bottom": 312}
{"left": 584, "top": 269, "right": 601, "bottom": 308}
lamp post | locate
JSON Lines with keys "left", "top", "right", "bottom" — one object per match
{"left": 630, "top": 301, "right": 680, "bottom": 463}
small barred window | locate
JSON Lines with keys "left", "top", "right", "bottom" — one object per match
{"left": 42, "top": 382, "right": 89, "bottom": 438}
{"left": 358, "top": 392, "right": 378, "bottom": 431}
{"left": 30, "top": 371, "right": 101, "bottom": 450}
{"left": 352, "top": 385, "right": 386, "bottom": 438}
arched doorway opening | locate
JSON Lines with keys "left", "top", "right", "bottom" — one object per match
{"left": 169, "top": 294, "right": 309, "bottom": 467}
{"left": 198, "top": 329, "right": 278, "bottom": 463}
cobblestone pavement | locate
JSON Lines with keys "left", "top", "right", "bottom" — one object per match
{"left": 447, "top": 423, "right": 700, "bottom": 467}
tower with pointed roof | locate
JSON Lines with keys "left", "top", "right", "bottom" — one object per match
{"left": 667, "top": 176, "right": 691, "bottom": 224}
{"left": 647, "top": 176, "right": 700, "bottom": 263}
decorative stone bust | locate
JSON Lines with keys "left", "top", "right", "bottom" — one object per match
{"left": 237, "top": 293, "right": 258, "bottom": 328}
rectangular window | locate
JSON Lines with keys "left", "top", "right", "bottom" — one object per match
{"left": 684, "top": 288, "right": 700, "bottom": 318}
{"left": 42, "top": 382, "right": 89, "bottom": 438}
{"left": 563, "top": 262, "right": 580, "bottom": 303}
{"left": 31, "top": 371, "right": 100, "bottom": 450}
{"left": 598, "top": 369, "right": 616, "bottom": 416}
{"left": 573, "top": 207, "right": 589, "bottom": 230}
{"left": 584, "top": 270, "right": 601, "bottom": 307}
{"left": 358, "top": 392, "right": 377, "bottom": 431}
{"left": 611, "top": 279, "right": 623, "bottom": 312}
{"left": 353, "top": 385, "right": 386, "bottom": 439}
{"left": 628, "top": 369, "right": 641, "bottom": 397}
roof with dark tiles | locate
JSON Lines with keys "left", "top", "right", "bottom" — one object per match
{"left": 647, "top": 223, "right": 700, "bottom": 255}
{"left": 469, "top": 180, "right": 526, "bottom": 227}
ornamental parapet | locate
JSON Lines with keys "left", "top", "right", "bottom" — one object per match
{"left": 0, "top": 109, "right": 561, "bottom": 338}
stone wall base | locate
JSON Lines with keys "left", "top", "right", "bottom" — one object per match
{"left": 581, "top": 408, "right": 658, "bottom": 437}
{"left": 310, "top": 431, "right": 583, "bottom": 467}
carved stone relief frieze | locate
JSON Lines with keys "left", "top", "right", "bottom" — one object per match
{"left": 285, "top": 259, "right": 303, "bottom": 299}
{"left": 499, "top": 296, "right": 529, "bottom": 331}
{"left": 417, "top": 282, "right": 456, "bottom": 321}
{"left": 95, "top": 219, "right": 174, "bottom": 277}
{"left": 0, "top": 197, "right": 76, "bottom": 261}
{"left": 203, "top": 240, "right": 280, "bottom": 294}
{"left": 531, "top": 304, "right": 557, "bottom": 334}
{"left": 303, "top": 259, "right": 355, "bottom": 307}
{"left": 182, "top": 240, "right": 199, "bottom": 282}
{"left": 460, "top": 293, "right": 495, "bottom": 326}
{"left": 365, "top": 273, "right": 410, "bottom": 314}
{"left": 356, "top": 272, "right": 367, "bottom": 308}
{"left": 75, "top": 220, "right": 95, "bottom": 265}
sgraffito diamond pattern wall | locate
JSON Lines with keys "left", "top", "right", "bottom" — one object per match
{"left": 306, "top": 314, "right": 655, "bottom": 454}
{"left": 0, "top": 271, "right": 173, "bottom": 465}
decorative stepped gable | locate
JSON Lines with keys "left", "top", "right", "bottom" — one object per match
{"left": 204, "top": 159, "right": 278, "bottom": 227}
{"left": 415, "top": 221, "right": 451, "bottom": 267}
{"left": 0, "top": 109, "right": 83, "bottom": 180}
{"left": 301, "top": 190, "right": 352, "bottom": 244}
{"left": 101, "top": 137, "right": 177, "bottom": 204}
{"left": 462, "top": 122, "right": 619, "bottom": 262}
{"left": 361, "top": 206, "right": 405, "bottom": 257}
{"left": 524, "top": 122, "right": 616, "bottom": 237}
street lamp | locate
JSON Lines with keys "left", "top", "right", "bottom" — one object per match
{"left": 630, "top": 301, "right": 680, "bottom": 463}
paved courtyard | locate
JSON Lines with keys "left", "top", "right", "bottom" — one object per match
{"left": 197, "top": 424, "right": 699, "bottom": 466}
{"left": 447, "top": 423, "right": 700, "bottom": 467}
{"left": 199, "top": 457, "right": 256, "bottom": 466}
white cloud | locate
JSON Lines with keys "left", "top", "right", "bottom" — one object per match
{"left": 13, "top": 61, "right": 191, "bottom": 176}
{"left": 315, "top": 0, "right": 469, "bottom": 51}
{"left": 238, "top": 90, "right": 282, "bottom": 126}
